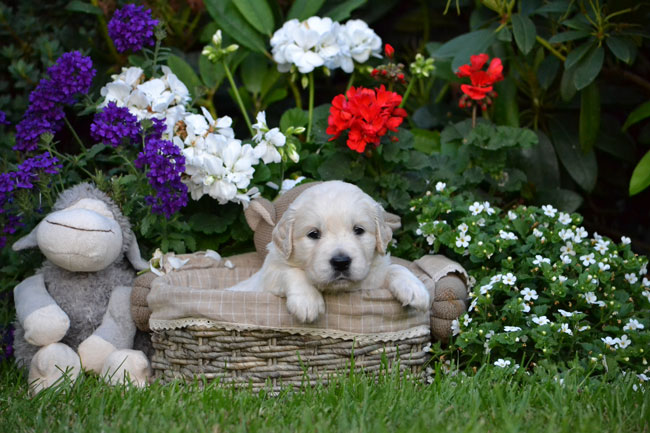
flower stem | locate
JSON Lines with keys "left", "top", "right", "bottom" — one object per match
{"left": 222, "top": 60, "right": 253, "bottom": 136}
{"left": 288, "top": 79, "right": 303, "bottom": 109}
{"left": 90, "top": 0, "right": 121, "bottom": 64}
{"left": 64, "top": 116, "right": 88, "bottom": 157}
{"left": 152, "top": 37, "right": 162, "bottom": 75}
{"left": 536, "top": 35, "right": 566, "bottom": 62}
{"left": 472, "top": 105, "right": 477, "bottom": 128}
{"left": 399, "top": 78, "right": 417, "bottom": 108}
{"left": 306, "top": 72, "right": 315, "bottom": 142}
{"left": 346, "top": 71, "right": 355, "bottom": 92}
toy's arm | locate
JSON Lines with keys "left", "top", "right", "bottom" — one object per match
{"left": 77, "top": 285, "right": 136, "bottom": 373}
{"left": 14, "top": 274, "right": 70, "bottom": 346}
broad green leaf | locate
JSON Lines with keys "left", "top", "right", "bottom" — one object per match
{"left": 318, "top": 152, "right": 352, "bottom": 180}
{"left": 262, "top": 87, "right": 287, "bottom": 106}
{"left": 287, "top": 0, "right": 325, "bottom": 21}
{"left": 232, "top": 0, "right": 274, "bottom": 36}
{"left": 515, "top": 131, "right": 560, "bottom": 189}
{"left": 432, "top": 29, "right": 497, "bottom": 71}
{"left": 595, "top": 115, "right": 636, "bottom": 162}
{"left": 241, "top": 53, "right": 267, "bottom": 94}
{"left": 537, "top": 55, "right": 560, "bottom": 90}
{"left": 559, "top": 65, "right": 577, "bottom": 101}
{"left": 511, "top": 13, "right": 536, "bottom": 55}
{"left": 65, "top": 1, "right": 102, "bottom": 15}
{"left": 496, "top": 26, "right": 512, "bottom": 42}
{"left": 323, "top": 0, "right": 367, "bottom": 22}
{"left": 280, "top": 107, "right": 309, "bottom": 131}
{"left": 549, "top": 118, "right": 598, "bottom": 192}
{"left": 573, "top": 45, "right": 603, "bottom": 90}
{"left": 564, "top": 40, "right": 594, "bottom": 70}
{"left": 579, "top": 81, "right": 600, "bottom": 152}
{"left": 493, "top": 77, "right": 519, "bottom": 127}
{"left": 622, "top": 100, "right": 650, "bottom": 131}
{"left": 535, "top": 1, "right": 575, "bottom": 14}
{"left": 189, "top": 211, "right": 238, "bottom": 234}
{"left": 629, "top": 150, "right": 650, "bottom": 196}
{"left": 548, "top": 30, "right": 589, "bottom": 43}
{"left": 252, "top": 163, "right": 271, "bottom": 183}
{"left": 199, "top": 54, "right": 225, "bottom": 88}
{"left": 411, "top": 128, "right": 441, "bottom": 154}
{"left": 606, "top": 36, "right": 636, "bottom": 65}
{"left": 204, "top": 0, "right": 268, "bottom": 54}
{"left": 535, "top": 188, "right": 583, "bottom": 212}
{"left": 166, "top": 55, "right": 201, "bottom": 99}
{"left": 310, "top": 104, "right": 333, "bottom": 144}
{"left": 561, "top": 15, "right": 592, "bottom": 31}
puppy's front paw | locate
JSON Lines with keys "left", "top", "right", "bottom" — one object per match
{"left": 286, "top": 290, "right": 326, "bottom": 323}
{"left": 388, "top": 266, "right": 431, "bottom": 312}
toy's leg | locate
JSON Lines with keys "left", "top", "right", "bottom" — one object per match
{"left": 15, "top": 274, "right": 69, "bottom": 346}
{"left": 28, "top": 343, "right": 81, "bottom": 396}
{"left": 77, "top": 285, "right": 136, "bottom": 373}
{"left": 101, "top": 349, "right": 151, "bottom": 387}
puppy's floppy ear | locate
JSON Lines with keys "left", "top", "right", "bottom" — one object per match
{"left": 272, "top": 207, "right": 295, "bottom": 259}
{"left": 374, "top": 203, "right": 393, "bottom": 255}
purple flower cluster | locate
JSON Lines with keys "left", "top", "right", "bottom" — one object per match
{"left": 135, "top": 118, "right": 187, "bottom": 218}
{"left": 14, "top": 51, "right": 95, "bottom": 153}
{"left": 108, "top": 4, "right": 159, "bottom": 53}
{"left": 0, "top": 110, "right": 9, "bottom": 125}
{"left": 0, "top": 324, "right": 14, "bottom": 362}
{"left": 90, "top": 102, "right": 142, "bottom": 148}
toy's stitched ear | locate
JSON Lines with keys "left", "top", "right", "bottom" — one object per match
{"left": 272, "top": 207, "right": 295, "bottom": 259}
{"left": 384, "top": 211, "right": 401, "bottom": 232}
{"left": 12, "top": 223, "right": 40, "bottom": 251}
{"left": 126, "top": 236, "right": 149, "bottom": 271}
{"left": 374, "top": 203, "right": 393, "bottom": 255}
{"left": 245, "top": 198, "right": 276, "bottom": 231}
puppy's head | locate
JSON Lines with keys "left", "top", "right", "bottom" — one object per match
{"left": 271, "top": 181, "right": 393, "bottom": 291}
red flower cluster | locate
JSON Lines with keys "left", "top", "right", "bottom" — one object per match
{"left": 456, "top": 53, "right": 503, "bottom": 110}
{"left": 326, "top": 85, "right": 407, "bottom": 153}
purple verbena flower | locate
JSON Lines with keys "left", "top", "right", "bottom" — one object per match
{"left": 46, "top": 51, "right": 95, "bottom": 103}
{"left": 14, "top": 153, "right": 61, "bottom": 190}
{"left": 91, "top": 102, "right": 142, "bottom": 148}
{"left": 108, "top": 4, "right": 159, "bottom": 53}
{"left": 0, "top": 110, "right": 9, "bottom": 125}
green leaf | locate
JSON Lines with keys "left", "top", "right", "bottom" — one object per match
{"left": 537, "top": 55, "right": 560, "bottom": 90}
{"left": 323, "top": 0, "right": 367, "bottom": 21}
{"left": 606, "top": 36, "right": 636, "bottom": 65}
{"left": 493, "top": 77, "right": 519, "bottom": 127}
{"left": 548, "top": 30, "right": 589, "bottom": 44}
{"left": 561, "top": 15, "right": 592, "bottom": 31}
{"left": 549, "top": 118, "right": 598, "bottom": 192}
{"left": 86, "top": 143, "right": 107, "bottom": 159}
{"left": 432, "top": 30, "right": 497, "bottom": 71}
{"left": 579, "top": 81, "right": 600, "bottom": 152}
{"left": 411, "top": 129, "right": 440, "bottom": 154}
{"left": 629, "top": 150, "right": 650, "bottom": 196}
{"left": 65, "top": 0, "right": 102, "bottom": 15}
{"left": 573, "top": 45, "right": 603, "bottom": 90}
{"left": 167, "top": 54, "right": 201, "bottom": 100}
{"left": 280, "top": 107, "right": 309, "bottom": 131}
{"left": 564, "top": 40, "right": 594, "bottom": 70}
{"left": 241, "top": 53, "right": 267, "bottom": 95}
{"left": 595, "top": 115, "right": 636, "bottom": 162}
{"left": 536, "top": 188, "right": 583, "bottom": 212}
{"left": 511, "top": 13, "right": 537, "bottom": 55}
{"left": 515, "top": 131, "right": 560, "bottom": 189}
{"left": 252, "top": 162, "right": 271, "bottom": 183}
{"left": 232, "top": 0, "right": 274, "bottom": 35}
{"left": 622, "top": 101, "right": 650, "bottom": 131}
{"left": 204, "top": 0, "right": 268, "bottom": 54}
{"left": 559, "top": 66, "right": 577, "bottom": 101}
{"left": 287, "top": 0, "right": 325, "bottom": 20}
{"left": 189, "top": 211, "right": 238, "bottom": 234}
{"left": 318, "top": 152, "right": 352, "bottom": 180}
{"left": 199, "top": 54, "right": 225, "bottom": 88}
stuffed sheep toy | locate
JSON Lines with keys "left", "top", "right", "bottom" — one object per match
{"left": 12, "top": 183, "right": 151, "bottom": 394}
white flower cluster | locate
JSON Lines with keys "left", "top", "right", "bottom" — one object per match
{"left": 270, "top": 17, "right": 381, "bottom": 74}
{"left": 100, "top": 66, "right": 190, "bottom": 138}
{"left": 173, "top": 108, "right": 260, "bottom": 205}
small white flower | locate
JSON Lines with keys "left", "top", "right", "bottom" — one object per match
{"left": 521, "top": 303, "right": 530, "bottom": 313}
{"left": 462, "top": 314, "right": 472, "bottom": 327}
{"left": 584, "top": 292, "right": 598, "bottom": 304}
{"left": 558, "top": 323, "right": 573, "bottom": 335}
{"left": 598, "top": 262, "right": 611, "bottom": 272}
{"left": 593, "top": 232, "right": 603, "bottom": 241}
{"left": 638, "top": 374, "right": 649, "bottom": 382}
{"left": 451, "top": 319, "right": 460, "bottom": 336}
{"left": 580, "top": 253, "right": 596, "bottom": 266}
{"left": 643, "top": 277, "right": 650, "bottom": 288}
{"left": 601, "top": 336, "right": 619, "bottom": 347}
{"left": 508, "top": 210, "right": 517, "bottom": 220}
{"left": 621, "top": 236, "right": 631, "bottom": 245}
{"left": 469, "top": 297, "right": 478, "bottom": 312}
{"left": 435, "top": 181, "right": 446, "bottom": 192}
{"left": 558, "top": 228, "right": 574, "bottom": 241}
{"left": 640, "top": 263, "right": 647, "bottom": 275}
{"left": 617, "top": 335, "right": 631, "bottom": 349}
{"left": 502, "top": 273, "right": 517, "bottom": 286}
{"left": 499, "top": 230, "right": 517, "bottom": 241}
{"left": 623, "top": 319, "right": 644, "bottom": 331}
{"left": 426, "top": 235, "right": 435, "bottom": 246}
{"left": 573, "top": 227, "right": 588, "bottom": 243}
{"left": 477, "top": 218, "right": 486, "bottom": 227}
{"left": 561, "top": 255, "right": 572, "bottom": 265}
{"left": 490, "top": 274, "right": 503, "bottom": 284}
{"left": 594, "top": 239, "right": 610, "bottom": 255}
{"left": 561, "top": 242, "right": 576, "bottom": 256}
{"left": 532, "top": 255, "right": 550, "bottom": 266}
{"left": 542, "top": 204, "right": 557, "bottom": 218}
{"left": 558, "top": 309, "right": 579, "bottom": 317}
{"left": 558, "top": 212, "right": 571, "bottom": 225}
{"left": 455, "top": 233, "right": 471, "bottom": 248}
{"left": 577, "top": 325, "right": 590, "bottom": 332}
{"left": 469, "top": 201, "right": 484, "bottom": 216}
{"left": 494, "top": 359, "right": 511, "bottom": 368}
{"left": 643, "top": 291, "right": 650, "bottom": 303}
{"left": 533, "top": 228, "right": 544, "bottom": 238}
{"left": 458, "top": 223, "right": 469, "bottom": 233}
{"left": 483, "top": 201, "right": 495, "bottom": 215}
{"left": 504, "top": 326, "right": 521, "bottom": 332}
{"left": 479, "top": 284, "right": 492, "bottom": 295}
{"left": 521, "top": 287, "right": 538, "bottom": 301}
{"left": 625, "top": 273, "right": 638, "bottom": 284}
{"left": 532, "top": 315, "right": 551, "bottom": 326}
{"left": 558, "top": 276, "right": 567, "bottom": 284}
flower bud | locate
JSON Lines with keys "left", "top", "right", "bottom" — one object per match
{"left": 212, "top": 30, "right": 222, "bottom": 46}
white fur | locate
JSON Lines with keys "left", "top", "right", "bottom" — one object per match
{"left": 23, "top": 304, "right": 70, "bottom": 346}
{"left": 230, "top": 181, "right": 430, "bottom": 323}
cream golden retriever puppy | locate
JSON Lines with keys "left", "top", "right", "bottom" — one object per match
{"left": 230, "top": 181, "right": 430, "bottom": 323}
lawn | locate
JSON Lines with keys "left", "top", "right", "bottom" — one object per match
{"left": 0, "top": 361, "right": 648, "bottom": 433}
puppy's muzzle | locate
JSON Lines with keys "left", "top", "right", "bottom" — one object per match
{"left": 330, "top": 254, "right": 352, "bottom": 272}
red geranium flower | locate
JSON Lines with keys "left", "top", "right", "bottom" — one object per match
{"left": 326, "top": 85, "right": 407, "bottom": 153}
{"left": 456, "top": 53, "right": 503, "bottom": 106}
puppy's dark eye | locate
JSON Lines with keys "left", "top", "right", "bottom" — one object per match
{"left": 307, "top": 229, "right": 321, "bottom": 240}
{"left": 353, "top": 226, "right": 365, "bottom": 236}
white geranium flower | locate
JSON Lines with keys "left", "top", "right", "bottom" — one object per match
{"left": 623, "top": 319, "right": 644, "bottom": 331}
{"left": 532, "top": 315, "right": 551, "bottom": 326}
{"left": 521, "top": 287, "right": 538, "bottom": 301}
{"left": 532, "top": 255, "right": 550, "bottom": 266}
{"left": 558, "top": 212, "right": 571, "bottom": 225}
{"left": 542, "top": 204, "right": 557, "bottom": 217}
{"left": 508, "top": 210, "right": 517, "bottom": 220}
{"left": 469, "top": 201, "right": 484, "bottom": 215}
{"left": 617, "top": 335, "right": 631, "bottom": 349}
{"left": 580, "top": 253, "right": 596, "bottom": 267}
{"left": 625, "top": 273, "right": 638, "bottom": 284}
{"left": 558, "top": 323, "right": 572, "bottom": 335}
{"left": 279, "top": 176, "right": 306, "bottom": 195}
{"left": 334, "top": 19, "right": 381, "bottom": 72}
{"left": 494, "top": 359, "right": 511, "bottom": 368}
{"left": 435, "top": 181, "right": 446, "bottom": 192}
{"left": 621, "top": 236, "right": 631, "bottom": 245}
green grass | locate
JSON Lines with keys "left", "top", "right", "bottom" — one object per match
{"left": 0, "top": 361, "right": 648, "bottom": 433}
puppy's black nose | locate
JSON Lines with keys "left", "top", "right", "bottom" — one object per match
{"left": 330, "top": 254, "right": 352, "bottom": 272}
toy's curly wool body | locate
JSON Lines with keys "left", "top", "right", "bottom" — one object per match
{"left": 12, "top": 183, "right": 142, "bottom": 369}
